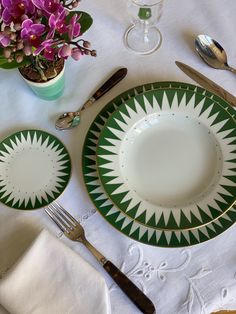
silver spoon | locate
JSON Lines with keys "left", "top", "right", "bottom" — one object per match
{"left": 55, "top": 68, "right": 128, "bottom": 130}
{"left": 195, "top": 34, "right": 236, "bottom": 74}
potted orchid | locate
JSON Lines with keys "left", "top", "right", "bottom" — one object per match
{"left": 0, "top": 0, "right": 96, "bottom": 100}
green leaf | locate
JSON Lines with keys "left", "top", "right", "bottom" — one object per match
{"left": 0, "top": 61, "right": 21, "bottom": 69}
{"left": 79, "top": 11, "right": 93, "bottom": 34}
{"left": 67, "top": 11, "right": 93, "bottom": 34}
{"left": 0, "top": 57, "right": 8, "bottom": 66}
{"left": 0, "top": 58, "right": 31, "bottom": 69}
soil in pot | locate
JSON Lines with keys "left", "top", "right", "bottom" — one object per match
{"left": 19, "top": 58, "right": 64, "bottom": 83}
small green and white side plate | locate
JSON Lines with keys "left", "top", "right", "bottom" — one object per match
{"left": 97, "top": 88, "right": 236, "bottom": 230}
{"left": 0, "top": 129, "right": 71, "bottom": 210}
{"left": 83, "top": 82, "right": 236, "bottom": 247}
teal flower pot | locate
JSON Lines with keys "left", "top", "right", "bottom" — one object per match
{"left": 21, "top": 65, "right": 65, "bottom": 101}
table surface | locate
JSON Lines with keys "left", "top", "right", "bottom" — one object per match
{"left": 1, "top": 1, "right": 236, "bottom": 313}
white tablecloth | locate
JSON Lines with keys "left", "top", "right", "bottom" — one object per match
{"left": 1, "top": 0, "right": 236, "bottom": 313}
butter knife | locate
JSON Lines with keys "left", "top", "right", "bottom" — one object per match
{"left": 175, "top": 61, "right": 236, "bottom": 107}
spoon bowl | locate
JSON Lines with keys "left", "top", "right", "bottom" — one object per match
{"left": 195, "top": 34, "right": 236, "bottom": 74}
{"left": 55, "top": 112, "right": 81, "bottom": 130}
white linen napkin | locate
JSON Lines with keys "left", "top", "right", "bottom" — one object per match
{"left": 0, "top": 229, "right": 111, "bottom": 314}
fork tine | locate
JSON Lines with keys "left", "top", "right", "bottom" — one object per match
{"left": 49, "top": 202, "right": 75, "bottom": 229}
{"left": 53, "top": 201, "right": 80, "bottom": 226}
{"left": 45, "top": 207, "right": 66, "bottom": 233}
{"left": 46, "top": 204, "right": 73, "bottom": 233}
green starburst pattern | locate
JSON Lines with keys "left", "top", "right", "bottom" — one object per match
{"left": 0, "top": 130, "right": 71, "bottom": 210}
{"left": 82, "top": 82, "right": 236, "bottom": 247}
{"left": 97, "top": 88, "right": 236, "bottom": 230}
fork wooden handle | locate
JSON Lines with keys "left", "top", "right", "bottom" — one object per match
{"left": 103, "top": 260, "right": 155, "bottom": 314}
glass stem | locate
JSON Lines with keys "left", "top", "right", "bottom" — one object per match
{"left": 142, "top": 21, "right": 149, "bottom": 43}
{"left": 138, "top": 7, "right": 151, "bottom": 43}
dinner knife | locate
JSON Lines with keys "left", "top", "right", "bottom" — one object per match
{"left": 175, "top": 61, "right": 236, "bottom": 107}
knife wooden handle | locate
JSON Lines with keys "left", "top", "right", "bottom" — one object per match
{"left": 103, "top": 260, "right": 156, "bottom": 314}
{"left": 92, "top": 68, "right": 128, "bottom": 100}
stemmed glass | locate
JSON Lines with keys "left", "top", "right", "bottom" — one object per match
{"left": 124, "top": 0, "right": 163, "bottom": 55}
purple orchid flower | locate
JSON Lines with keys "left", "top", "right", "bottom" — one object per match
{"left": 68, "top": 14, "right": 81, "bottom": 40}
{"left": 0, "top": 0, "right": 95, "bottom": 73}
{"left": 0, "top": 32, "right": 10, "bottom": 47}
{"left": 1, "top": 0, "right": 35, "bottom": 25}
{"left": 47, "top": 6, "right": 67, "bottom": 39}
{"left": 34, "top": 39, "right": 56, "bottom": 61}
{"left": 21, "top": 18, "right": 45, "bottom": 47}
{"left": 32, "top": 0, "right": 62, "bottom": 16}
{"left": 33, "top": 38, "right": 53, "bottom": 55}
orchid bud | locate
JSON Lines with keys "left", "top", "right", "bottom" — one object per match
{"left": 37, "top": 10, "right": 43, "bottom": 17}
{"left": 14, "top": 23, "right": 22, "bottom": 31}
{"left": 7, "top": 57, "right": 13, "bottom": 63}
{"left": 71, "top": 48, "right": 81, "bottom": 60}
{"left": 3, "top": 26, "right": 11, "bottom": 34}
{"left": 21, "top": 14, "right": 28, "bottom": 21}
{"left": 23, "top": 45, "right": 32, "bottom": 56}
{"left": 3, "top": 48, "right": 11, "bottom": 59}
{"left": 0, "top": 33, "right": 11, "bottom": 47}
{"left": 10, "top": 33, "right": 17, "bottom": 41}
{"left": 90, "top": 50, "right": 97, "bottom": 57}
{"left": 12, "top": 46, "right": 17, "bottom": 52}
{"left": 72, "top": 1, "right": 79, "bottom": 8}
{"left": 58, "top": 44, "right": 72, "bottom": 58}
{"left": 83, "top": 41, "right": 90, "bottom": 48}
{"left": 16, "top": 54, "right": 24, "bottom": 63}
{"left": 17, "top": 41, "right": 24, "bottom": 50}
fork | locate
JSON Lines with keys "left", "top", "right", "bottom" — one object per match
{"left": 45, "top": 202, "right": 156, "bottom": 314}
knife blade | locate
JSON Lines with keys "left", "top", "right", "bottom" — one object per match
{"left": 175, "top": 61, "right": 236, "bottom": 107}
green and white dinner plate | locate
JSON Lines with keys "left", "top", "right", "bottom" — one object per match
{"left": 97, "top": 88, "right": 236, "bottom": 230}
{"left": 0, "top": 129, "right": 71, "bottom": 210}
{"left": 83, "top": 82, "right": 236, "bottom": 247}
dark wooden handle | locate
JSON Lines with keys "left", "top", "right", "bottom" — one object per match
{"left": 92, "top": 68, "right": 128, "bottom": 100}
{"left": 103, "top": 260, "right": 156, "bottom": 314}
